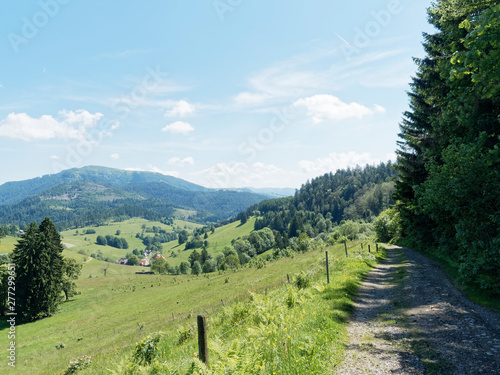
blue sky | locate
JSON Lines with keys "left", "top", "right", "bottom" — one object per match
{"left": 0, "top": 0, "right": 434, "bottom": 188}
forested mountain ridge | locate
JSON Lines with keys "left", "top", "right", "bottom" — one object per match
{"left": 244, "top": 162, "right": 397, "bottom": 238}
{"left": 0, "top": 167, "right": 268, "bottom": 230}
{"left": 0, "top": 165, "right": 209, "bottom": 206}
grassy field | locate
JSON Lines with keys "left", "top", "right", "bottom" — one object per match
{"left": 158, "top": 217, "right": 257, "bottom": 267}
{"left": 0, "top": 241, "right": 378, "bottom": 374}
{"left": 60, "top": 218, "right": 203, "bottom": 262}
{"left": 0, "top": 236, "right": 19, "bottom": 253}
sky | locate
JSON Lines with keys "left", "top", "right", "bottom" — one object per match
{"left": 0, "top": 0, "right": 435, "bottom": 189}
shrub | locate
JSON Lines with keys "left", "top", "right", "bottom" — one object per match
{"left": 294, "top": 271, "right": 311, "bottom": 290}
{"left": 64, "top": 355, "right": 91, "bottom": 374}
{"left": 133, "top": 331, "right": 165, "bottom": 365}
{"left": 177, "top": 325, "right": 194, "bottom": 345}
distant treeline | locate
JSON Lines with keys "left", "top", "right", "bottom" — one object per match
{"left": 245, "top": 162, "right": 397, "bottom": 238}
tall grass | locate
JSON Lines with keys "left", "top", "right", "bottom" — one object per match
{"left": 76, "top": 245, "right": 384, "bottom": 374}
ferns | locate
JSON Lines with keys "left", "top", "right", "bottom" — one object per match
{"left": 107, "top": 246, "right": 381, "bottom": 374}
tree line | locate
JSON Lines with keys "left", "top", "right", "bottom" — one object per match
{"left": 394, "top": 0, "right": 499, "bottom": 293}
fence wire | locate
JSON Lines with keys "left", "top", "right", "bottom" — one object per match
{"left": 168, "top": 245, "right": 350, "bottom": 375}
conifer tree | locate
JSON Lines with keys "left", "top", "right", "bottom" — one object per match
{"left": 11, "top": 218, "right": 76, "bottom": 321}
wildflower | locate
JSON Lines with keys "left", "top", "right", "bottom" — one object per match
{"left": 288, "top": 335, "right": 291, "bottom": 339}
{"left": 194, "top": 353, "right": 197, "bottom": 357}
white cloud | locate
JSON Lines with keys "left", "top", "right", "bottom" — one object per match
{"left": 298, "top": 151, "right": 379, "bottom": 175}
{"left": 110, "top": 153, "right": 120, "bottom": 160}
{"left": 233, "top": 63, "right": 327, "bottom": 108}
{"left": 49, "top": 155, "right": 60, "bottom": 160}
{"left": 192, "top": 161, "right": 300, "bottom": 189}
{"left": 124, "top": 165, "right": 180, "bottom": 178}
{"left": 164, "top": 100, "right": 196, "bottom": 117}
{"left": 161, "top": 121, "right": 194, "bottom": 135}
{"left": 234, "top": 92, "right": 273, "bottom": 107}
{"left": 168, "top": 156, "right": 195, "bottom": 167}
{"left": 0, "top": 110, "right": 105, "bottom": 142}
{"left": 293, "top": 94, "right": 385, "bottom": 123}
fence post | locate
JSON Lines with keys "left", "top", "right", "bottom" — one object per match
{"left": 344, "top": 240, "right": 348, "bottom": 258}
{"left": 287, "top": 274, "right": 290, "bottom": 283}
{"left": 376, "top": 243, "right": 378, "bottom": 252}
{"left": 361, "top": 242, "right": 363, "bottom": 250}
{"left": 197, "top": 314, "right": 208, "bottom": 368}
{"left": 325, "top": 251, "right": 330, "bottom": 284}
{"left": 368, "top": 244, "right": 371, "bottom": 253}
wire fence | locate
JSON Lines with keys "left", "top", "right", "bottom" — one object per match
{"left": 167, "top": 241, "right": 369, "bottom": 374}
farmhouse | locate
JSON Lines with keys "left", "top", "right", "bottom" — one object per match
{"left": 115, "top": 258, "right": 128, "bottom": 265}
{"left": 152, "top": 254, "right": 166, "bottom": 261}
{"left": 140, "top": 258, "right": 149, "bottom": 266}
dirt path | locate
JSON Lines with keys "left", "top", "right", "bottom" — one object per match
{"left": 335, "top": 245, "right": 500, "bottom": 374}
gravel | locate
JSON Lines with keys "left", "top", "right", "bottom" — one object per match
{"left": 334, "top": 245, "right": 500, "bottom": 374}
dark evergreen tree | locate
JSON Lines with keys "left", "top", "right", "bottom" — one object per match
{"left": 11, "top": 218, "right": 68, "bottom": 321}
{"left": 395, "top": 0, "right": 500, "bottom": 292}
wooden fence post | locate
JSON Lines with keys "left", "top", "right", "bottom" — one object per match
{"left": 361, "top": 242, "right": 363, "bottom": 250}
{"left": 344, "top": 241, "right": 348, "bottom": 258}
{"left": 368, "top": 244, "right": 371, "bottom": 253}
{"left": 287, "top": 274, "right": 290, "bottom": 283}
{"left": 197, "top": 314, "right": 208, "bottom": 368}
{"left": 325, "top": 251, "right": 330, "bottom": 284}
{"left": 376, "top": 243, "right": 379, "bottom": 252}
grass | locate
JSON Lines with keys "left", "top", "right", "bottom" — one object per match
{"left": 0, "top": 236, "right": 20, "bottom": 253}
{"left": 77, "top": 243, "right": 384, "bottom": 374}
{"left": 1, "top": 241, "right": 373, "bottom": 374}
{"left": 60, "top": 218, "right": 203, "bottom": 262}
{"left": 0, "top": 240, "right": 382, "bottom": 375}
{"left": 159, "top": 218, "right": 257, "bottom": 267}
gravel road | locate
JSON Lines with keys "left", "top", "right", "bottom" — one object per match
{"left": 335, "top": 245, "right": 500, "bottom": 374}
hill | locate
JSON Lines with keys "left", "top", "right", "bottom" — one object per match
{"left": 0, "top": 166, "right": 268, "bottom": 229}
{"left": 246, "top": 162, "right": 397, "bottom": 238}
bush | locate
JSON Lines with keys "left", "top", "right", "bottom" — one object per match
{"left": 133, "top": 332, "right": 165, "bottom": 365}
{"left": 64, "top": 355, "right": 91, "bottom": 374}
{"left": 294, "top": 271, "right": 311, "bottom": 290}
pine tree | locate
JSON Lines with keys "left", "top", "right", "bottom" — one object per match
{"left": 11, "top": 218, "right": 74, "bottom": 321}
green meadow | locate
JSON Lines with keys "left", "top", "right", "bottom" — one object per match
{"left": 60, "top": 217, "right": 256, "bottom": 267}
{"left": 59, "top": 218, "right": 203, "bottom": 263}
{"left": 0, "top": 236, "right": 19, "bottom": 253}
{"left": 0, "top": 217, "right": 383, "bottom": 374}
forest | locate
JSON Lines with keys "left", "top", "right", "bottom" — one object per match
{"left": 394, "top": 0, "right": 499, "bottom": 293}
{"left": 246, "top": 162, "right": 397, "bottom": 239}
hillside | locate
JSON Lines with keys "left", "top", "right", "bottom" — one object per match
{"left": 0, "top": 165, "right": 208, "bottom": 206}
{"left": 246, "top": 162, "right": 397, "bottom": 238}
{"left": 0, "top": 238, "right": 380, "bottom": 374}
{"left": 0, "top": 166, "right": 268, "bottom": 229}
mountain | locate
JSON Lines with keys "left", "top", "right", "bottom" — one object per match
{"left": 0, "top": 165, "right": 208, "bottom": 206}
{"left": 226, "top": 187, "right": 296, "bottom": 198}
{"left": 0, "top": 166, "right": 267, "bottom": 229}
